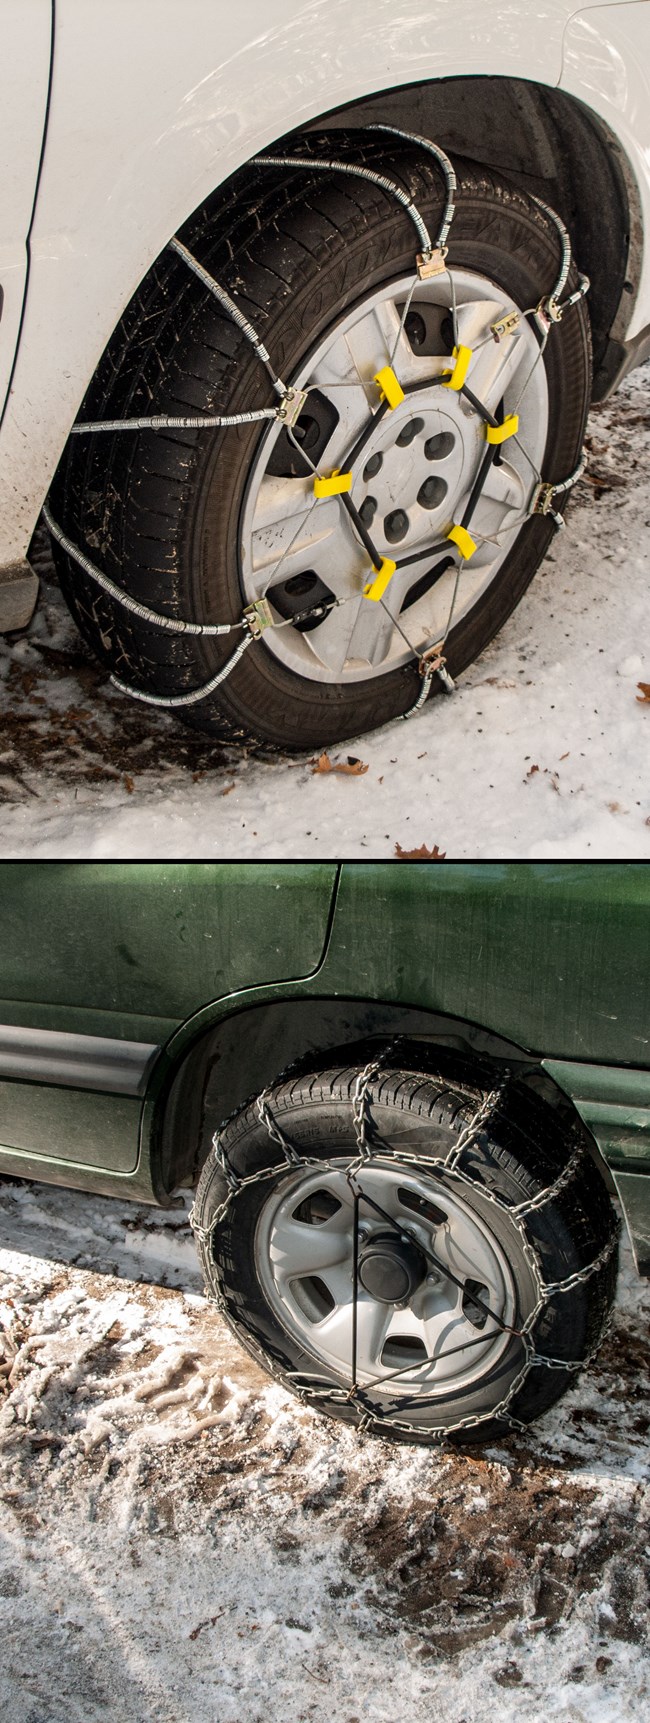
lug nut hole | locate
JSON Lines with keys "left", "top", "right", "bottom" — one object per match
{"left": 425, "top": 432, "right": 455, "bottom": 461}
{"left": 396, "top": 417, "right": 424, "bottom": 448}
{"left": 359, "top": 496, "right": 377, "bottom": 527}
{"left": 363, "top": 452, "right": 383, "bottom": 481}
{"left": 384, "top": 509, "right": 409, "bottom": 543}
{"left": 417, "top": 476, "right": 448, "bottom": 510}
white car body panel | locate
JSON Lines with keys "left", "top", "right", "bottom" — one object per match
{"left": 561, "top": 3, "right": 650, "bottom": 342}
{"left": 0, "top": 0, "right": 648, "bottom": 576}
{"left": 0, "top": 0, "right": 51, "bottom": 420}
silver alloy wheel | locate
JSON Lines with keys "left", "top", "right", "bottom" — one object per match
{"left": 255, "top": 1160, "right": 517, "bottom": 1398}
{"left": 240, "top": 269, "right": 549, "bottom": 683}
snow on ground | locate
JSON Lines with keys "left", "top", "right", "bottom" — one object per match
{"left": 1, "top": 1175, "right": 648, "bottom": 1723}
{"left": 1, "top": 369, "right": 650, "bottom": 859}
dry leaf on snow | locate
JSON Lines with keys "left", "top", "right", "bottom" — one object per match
{"left": 636, "top": 682, "right": 650, "bottom": 703}
{"left": 311, "top": 752, "right": 368, "bottom": 776}
{"left": 394, "top": 843, "right": 446, "bottom": 861}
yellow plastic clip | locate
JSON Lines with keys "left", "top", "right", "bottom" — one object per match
{"left": 442, "top": 344, "right": 472, "bottom": 391}
{"left": 485, "top": 413, "right": 519, "bottom": 446}
{"left": 364, "top": 558, "right": 397, "bottom": 602}
{"left": 447, "top": 524, "right": 477, "bottom": 561}
{"left": 313, "top": 469, "right": 353, "bottom": 498}
{"left": 373, "top": 367, "right": 405, "bottom": 411}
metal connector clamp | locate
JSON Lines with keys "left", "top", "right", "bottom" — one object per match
{"left": 243, "top": 597, "right": 275, "bottom": 638}
{"left": 531, "top": 482, "right": 556, "bottom": 516}
{"left": 277, "top": 388, "right": 309, "bottom": 428}
{"left": 491, "top": 311, "right": 521, "bottom": 342}
{"left": 417, "top": 248, "right": 448, "bottom": 280}
{"left": 530, "top": 483, "right": 565, "bottom": 531}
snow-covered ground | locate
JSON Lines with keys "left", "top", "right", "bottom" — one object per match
{"left": 1, "top": 1174, "right": 648, "bottom": 1723}
{"left": 1, "top": 369, "right": 650, "bottom": 859}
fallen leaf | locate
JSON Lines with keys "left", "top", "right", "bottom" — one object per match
{"left": 559, "top": 751, "right": 570, "bottom": 760}
{"left": 123, "top": 774, "right": 135, "bottom": 794}
{"left": 221, "top": 782, "right": 236, "bottom": 796}
{"left": 525, "top": 764, "right": 539, "bottom": 779}
{"left": 394, "top": 843, "right": 446, "bottom": 861}
{"left": 189, "top": 1611, "right": 226, "bottom": 1642}
{"left": 311, "top": 752, "right": 368, "bottom": 776}
{"left": 636, "top": 682, "right": 650, "bottom": 703}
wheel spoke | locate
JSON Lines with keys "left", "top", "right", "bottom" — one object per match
{"left": 269, "top": 1215, "right": 350, "bottom": 1281}
{"left": 468, "top": 458, "right": 527, "bottom": 553}
{"left": 301, "top": 591, "right": 369, "bottom": 676}
{"left": 460, "top": 310, "right": 536, "bottom": 416}
{"left": 318, "top": 1294, "right": 393, "bottom": 1378}
{"left": 247, "top": 488, "right": 348, "bottom": 593}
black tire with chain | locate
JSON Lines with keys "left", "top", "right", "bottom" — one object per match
{"left": 49, "top": 134, "right": 591, "bottom": 751}
{"left": 192, "top": 1052, "right": 618, "bottom": 1444}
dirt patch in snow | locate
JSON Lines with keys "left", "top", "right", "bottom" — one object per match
{"left": 1, "top": 1177, "right": 649, "bottom": 1720}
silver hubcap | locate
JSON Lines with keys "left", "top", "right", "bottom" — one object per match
{"left": 240, "top": 269, "right": 549, "bottom": 683}
{"left": 255, "top": 1160, "right": 516, "bottom": 1399}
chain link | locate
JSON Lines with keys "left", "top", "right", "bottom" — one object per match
{"left": 189, "top": 1049, "right": 618, "bottom": 1444}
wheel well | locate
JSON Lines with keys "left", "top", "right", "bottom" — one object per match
{"left": 155, "top": 996, "right": 609, "bottom": 1196}
{"left": 78, "top": 73, "right": 633, "bottom": 440}
{"left": 290, "top": 75, "right": 632, "bottom": 402}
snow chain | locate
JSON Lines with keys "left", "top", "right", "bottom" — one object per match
{"left": 49, "top": 126, "right": 590, "bottom": 714}
{"left": 189, "top": 1048, "right": 618, "bottom": 1445}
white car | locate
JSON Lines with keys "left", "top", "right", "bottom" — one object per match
{"left": 2, "top": 1, "right": 650, "bottom": 750}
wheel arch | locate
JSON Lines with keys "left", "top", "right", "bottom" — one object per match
{"left": 147, "top": 992, "right": 615, "bottom": 1200}
{"left": 66, "top": 73, "right": 633, "bottom": 452}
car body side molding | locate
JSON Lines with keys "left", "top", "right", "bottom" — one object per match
{"left": 0, "top": 1023, "right": 159, "bottom": 1097}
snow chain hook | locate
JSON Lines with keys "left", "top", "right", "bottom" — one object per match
{"left": 47, "top": 127, "right": 590, "bottom": 713}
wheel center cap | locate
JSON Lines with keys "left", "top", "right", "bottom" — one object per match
{"left": 358, "top": 1230, "right": 427, "bottom": 1304}
{"left": 354, "top": 394, "right": 473, "bottom": 544}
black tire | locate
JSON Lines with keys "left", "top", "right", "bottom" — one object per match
{"left": 50, "top": 134, "right": 591, "bottom": 751}
{"left": 192, "top": 1051, "right": 617, "bottom": 1444}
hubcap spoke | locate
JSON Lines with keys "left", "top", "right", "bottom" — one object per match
{"left": 319, "top": 1294, "right": 394, "bottom": 1379}
{"left": 270, "top": 1215, "right": 351, "bottom": 1281}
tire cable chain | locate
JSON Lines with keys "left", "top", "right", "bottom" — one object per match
{"left": 46, "top": 125, "right": 589, "bottom": 713}
{"left": 189, "top": 1043, "right": 618, "bottom": 1444}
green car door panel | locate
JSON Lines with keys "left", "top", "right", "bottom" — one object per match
{"left": 0, "top": 862, "right": 338, "bottom": 1036}
{"left": 0, "top": 862, "right": 338, "bottom": 1179}
{"left": 0, "top": 1085, "right": 142, "bottom": 1178}
{"left": 324, "top": 863, "right": 650, "bottom": 1067}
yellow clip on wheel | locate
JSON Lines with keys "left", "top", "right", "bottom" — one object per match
{"left": 364, "top": 558, "right": 397, "bottom": 601}
{"left": 447, "top": 524, "right": 477, "bottom": 560}
{"left": 373, "top": 367, "right": 405, "bottom": 410}
{"left": 313, "top": 469, "right": 353, "bottom": 498}
{"left": 485, "top": 413, "right": 519, "bottom": 445}
{"left": 442, "top": 345, "right": 472, "bottom": 391}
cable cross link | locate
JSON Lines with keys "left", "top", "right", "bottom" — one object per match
{"left": 190, "top": 1049, "right": 619, "bottom": 1446}
{"left": 49, "top": 127, "right": 590, "bottom": 712}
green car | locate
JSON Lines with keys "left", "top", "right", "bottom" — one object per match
{"left": 1, "top": 860, "right": 648, "bottom": 1445}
